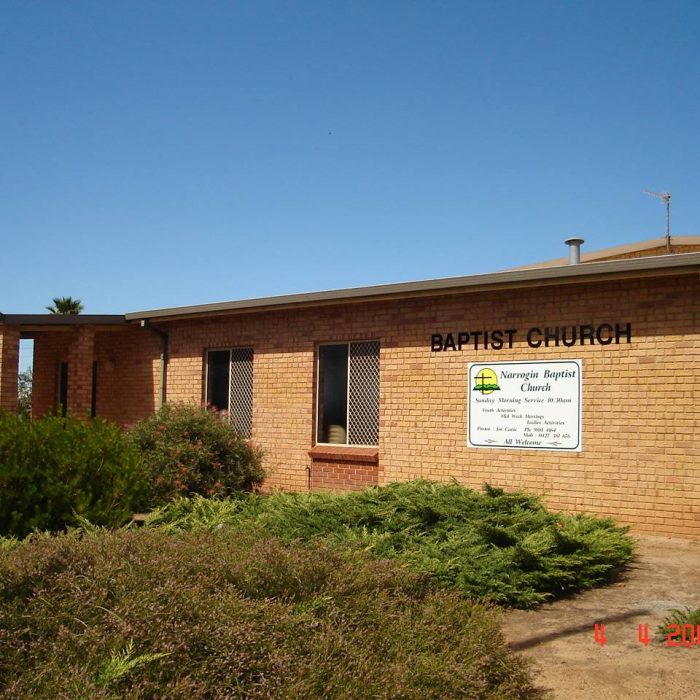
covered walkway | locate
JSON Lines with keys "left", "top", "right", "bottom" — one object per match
{"left": 0, "top": 314, "right": 156, "bottom": 421}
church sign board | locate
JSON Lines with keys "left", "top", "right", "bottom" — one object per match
{"left": 467, "top": 360, "right": 582, "bottom": 451}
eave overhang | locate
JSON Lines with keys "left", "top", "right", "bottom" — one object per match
{"left": 0, "top": 314, "right": 126, "bottom": 326}
{"left": 0, "top": 314, "right": 127, "bottom": 339}
{"left": 125, "top": 252, "right": 700, "bottom": 323}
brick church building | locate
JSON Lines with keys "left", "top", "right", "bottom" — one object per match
{"left": 2, "top": 237, "right": 699, "bottom": 538}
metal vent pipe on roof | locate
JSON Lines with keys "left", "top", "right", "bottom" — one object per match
{"left": 565, "top": 237, "right": 585, "bottom": 265}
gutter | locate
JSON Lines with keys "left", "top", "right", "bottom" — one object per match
{"left": 140, "top": 320, "right": 168, "bottom": 409}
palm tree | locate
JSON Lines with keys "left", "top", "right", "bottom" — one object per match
{"left": 46, "top": 296, "right": 84, "bottom": 314}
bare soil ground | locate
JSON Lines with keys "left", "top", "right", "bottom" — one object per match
{"left": 504, "top": 535, "right": 700, "bottom": 699}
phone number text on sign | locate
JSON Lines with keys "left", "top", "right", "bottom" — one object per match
{"left": 467, "top": 360, "right": 582, "bottom": 451}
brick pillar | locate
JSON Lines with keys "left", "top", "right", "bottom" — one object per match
{"left": 0, "top": 325, "right": 20, "bottom": 413}
{"left": 67, "top": 326, "right": 95, "bottom": 417}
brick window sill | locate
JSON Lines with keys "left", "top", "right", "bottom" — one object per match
{"left": 308, "top": 445, "right": 379, "bottom": 465}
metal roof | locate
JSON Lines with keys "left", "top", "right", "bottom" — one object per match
{"left": 125, "top": 251, "right": 700, "bottom": 322}
{"left": 509, "top": 236, "right": 700, "bottom": 270}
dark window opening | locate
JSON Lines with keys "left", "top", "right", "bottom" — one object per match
{"left": 58, "top": 362, "right": 68, "bottom": 417}
{"left": 317, "top": 344, "right": 349, "bottom": 444}
{"left": 91, "top": 360, "right": 97, "bottom": 418}
{"left": 207, "top": 350, "right": 230, "bottom": 412}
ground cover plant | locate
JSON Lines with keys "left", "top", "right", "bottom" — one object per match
{"left": 130, "top": 404, "right": 264, "bottom": 507}
{"left": 657, "top": 607, "right": 700, "bottom": 640}
{"left": 0, "top": 411, "right": 145, "bottom": 538}
{"left": 0, "top": 528, "right": 541, "bottom": 699}
{"left": 145, "top": 480, "right": 635, "bottom": 608}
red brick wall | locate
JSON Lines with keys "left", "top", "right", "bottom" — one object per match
{"left": 0, "top": 325, "right": 20, "bottom": 412}
{"left": 32, "top": 332, "right": 69, "bottom": 416}
{"left": 93, "top": 329, "right": 160, "bottom": 424}
{"left": 310, "top": 459, "right": 379, "bottom": 491}
{"left": 66, "top": 327, "right": 94, "bottom": 417}
{"left": 307, "top": 447, "right": 380, "bottom": 491}
{"left": 33, "top": 327, "right": 159, "bottom": 423}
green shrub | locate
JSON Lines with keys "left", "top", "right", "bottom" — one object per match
{"left": 129, "top": 404, "right": 264, "bottom": 508}
{"left": 657, "top": 607, "right": 700, "bottom": 639}
{"left": 0, "top": 411, "right": 146, "bottom": 538}
{"left": 0, "top": 528, "right": 541, "bottom": 699}
{"left": 145, "top": 480, "right": 635, "bottom": 607}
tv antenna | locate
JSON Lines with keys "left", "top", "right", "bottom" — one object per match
{"left": 643, "top": 190, "right": 671, "bottom": 252}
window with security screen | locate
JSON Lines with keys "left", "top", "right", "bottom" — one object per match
{"left": 206, "top": 348, "right": 253, "bottom": 438}
{"left": 316, "top": 341, "right": 379, "bottom": 446}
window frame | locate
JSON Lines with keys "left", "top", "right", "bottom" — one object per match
{"left": 315, "top": 339, "right": 380, "bottom": 448}
{"left": 205, "top": 346, "right": 254, "bottom": 438}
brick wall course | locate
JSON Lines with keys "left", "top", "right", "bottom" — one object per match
{"left": 0, "top": 325, "right": 20, "bottom": 412}
{"left": 32, "top": 332, "right": 69, "bottom": 416}
{"left": 66, "top": 327, "right": 94, "bottom": 417}
{"left": 310, "top": 460, "right": 379, "bottom": 491}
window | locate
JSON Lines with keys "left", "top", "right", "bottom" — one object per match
{"left": 206, "top": 348, "right": 253, "bottom": 438}
{"left": 316, "top": 341, "right": 379, "bottom": 446}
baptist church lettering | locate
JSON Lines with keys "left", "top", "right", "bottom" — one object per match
{"left": 431, "top": 323, "right": 631, "bottom": 351}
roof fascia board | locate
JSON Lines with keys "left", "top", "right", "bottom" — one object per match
{"left": 126, "top": 252, "right": 700, "bottom": 322}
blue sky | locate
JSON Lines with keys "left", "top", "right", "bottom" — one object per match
{"left": 2, "top": 0, "right": 699, "bottom": 326}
